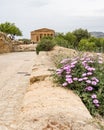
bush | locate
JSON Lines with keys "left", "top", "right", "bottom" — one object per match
{"left": 72, "top": 28, "right": 91, "bottom": 44}
{"left": 95, "top": 38, "right": 104, "bottom": 53}
{"left": 53, "top": 37, "right": 69, "bottom": 48}
{"left": 64, "top": 32, "right": 77, "bottom": 48}
{"left": 78, "top": 39, "right": 96, "bottom": 51}
{"left": 54, "top": 53, "right": 104, "bottom": 117}
{"left": 36, "top": 38, "right": 55, "bottom": 54}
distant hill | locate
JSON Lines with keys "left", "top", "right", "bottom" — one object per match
{"left": 90, "top": 31, "right": 104, "bottom": 38}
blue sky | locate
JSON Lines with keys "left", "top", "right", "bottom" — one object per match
{"left": 0, "top": 0, "right": 104, "bottom": 38}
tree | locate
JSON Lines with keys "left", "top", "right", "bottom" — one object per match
{"left": 72, "top": 28, "right": 91, "bottom": 44}
{"left": 0, "top": 22, "right": 22, "bottom": 39}
{"left": 64, "top": 32, "right": 77, "bottom": 48}
{"left": 78, "top": 39, "right": 96, "bottom": 51}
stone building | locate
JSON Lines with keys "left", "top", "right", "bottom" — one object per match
{"left": 31, "top": 28, "right": 55, "bottom": 43}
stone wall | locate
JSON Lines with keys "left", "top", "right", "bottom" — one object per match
{"left": 0, "top": 32, "right": 36, "bottom": 53}
{"left": 0, "top": 32, "right": 12, "bottom": 53}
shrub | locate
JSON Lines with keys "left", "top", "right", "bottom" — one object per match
{"left": 78, "top": 39, "right": 97, "bottom": 51}
{"left": 64, "top": 32, "right": 77, "bottom": 48}
{"left": 95, "top": 38, "right": 104, "bottom": 53}
{"left": 72, "top": 28, "right": 91, "bottom": 44}
{"left": 36, "top": 38, "right": 55, "bottom": 54}
{"left": 53, "top": 37, "right": 69, "bottom": 48}
{"left": 54, "top": 53, "right": 104, "bottom": 117}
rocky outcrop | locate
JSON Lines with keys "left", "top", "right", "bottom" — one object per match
{"left": 0, "top": 32, "right": 12, "bottom": 53}
{"left": 13, "top": 44, "right": 37, "bottom": 52}
{"left": 0, "top": 32, "right": 36, "bottom": 53}
{"left": 15, "top": 51, "right": 100, "bottom": 130}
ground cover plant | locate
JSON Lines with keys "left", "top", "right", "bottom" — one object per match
{"left": 54, "top": 52, "right": 104, "bottom": 117}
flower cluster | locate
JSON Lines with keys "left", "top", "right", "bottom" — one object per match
{"left": 56, "top": 54, "right": 103, "bottom": 109}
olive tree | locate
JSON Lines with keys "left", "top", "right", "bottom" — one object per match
{"left": 0, "top": 22, "right": 22, "bottom": 39}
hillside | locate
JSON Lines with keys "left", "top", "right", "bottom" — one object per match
{"left": 90, "top": 31, "right": 104, "bottom": 38}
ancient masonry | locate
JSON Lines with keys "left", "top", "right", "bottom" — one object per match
{"left": 30, "top": 28, "right": 55, "bottom": 43}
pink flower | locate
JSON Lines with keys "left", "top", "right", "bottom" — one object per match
{"left": 85, "top": 86, "right": 93, "bottom": 91}
{"left": 86, "top": 80, "right": 91, "bottom": 84}
{"left": 87, "top": 67, "right": 95, "bottom": 71}
{"left": 98, "top": 61, "right": 103, "bottom": 64}
{"left": 91, "top": 77, "right": 99, "bottom": 83}
{"left": 87, "top": 72, "right": 93, "bottom": 76}
{"left": 91, "top": 81, "right": 97, "bottom": 85}
{"left": 64, "top": 66, "right": 70, "bottom": 70}
{"left": 82, "top": 73, "right": 87, "bottom": 77}
{"left": 66, "top": 75, "right": 72, "bottom": 78}
{"left": 66, "top": 71, "right": 71, "bottom": 74}
{"left": 56, "top": 69, "right": 63, "bottom": 75}
{"left": 95, "top": 104, "right": 100, "bottom": 107}
{"left": 91, "top": 94, "right": 97, "bottom": 99}
{"left": 93, "top": 99, "right": 99, "bottom": 104}
{"left": 71, "top": 61, "right": 77, "bottom": 65}
{"left": 83, "top": 77, "right": 88, "bottom": 80}
{"left": 78, "top": 78, "right": 83, "bottom": 81}
{"left": 66, "top": 78, "right": 73, "bottom": 84}
{"left": 73, "top": 77, "right": 78, "bottom": 81}
{"left": 62, "top": 82, "right": 68, "bottom": 87}
{"left": 70, "top": 64, "right": 75, "bottom": 68}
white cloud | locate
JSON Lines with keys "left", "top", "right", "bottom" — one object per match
{"left": 0, "top": 0, "right": 104, "bottom": 38}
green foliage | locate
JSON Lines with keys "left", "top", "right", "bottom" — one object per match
{"left": 54, "top": 53, "right": 104, "bottom": 117}
{"left": 95, "top": 38, "right": 104, "bottom": 53}
{"left": 64, "top": 32, "right": 77, "bottom": 48}
{"left": 72, "top": 28, "right": 91, "bottom": 44}
{"left": 0, "top": 22, "right": 22, "bottom": 39}
{"left": 36, "top": 38, "right": 55, "bottom": 55}
{"left": 53, "top": 37, "right": 69, "bottom": 48}
{"left": 55, "top": 32, "right": 65, "bottom": 38}
{"left": 78, "top": 39, "right": 96, "bottom": 51}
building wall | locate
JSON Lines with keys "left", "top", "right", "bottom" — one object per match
{"left": 31, "top": 28, "right": 55, "bottom": 43}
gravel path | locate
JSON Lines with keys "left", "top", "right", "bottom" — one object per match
{"left": 0, "top": 52, "right": 35, "bottom": 130}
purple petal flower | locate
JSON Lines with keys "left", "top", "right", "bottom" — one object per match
{"left": 73, "top": 77, "right": 78, "bottom": 81}
{"left": 86, "top": 80, "right": 91, "bottom": 84}
{"left": 95, "top": 103, "right": 100, "bottom": 107}
{"left": 86, "top": 86, "right": 93, "bottom": 91}
{"left": 91, "top": 77, "right": 99, "bottom": 83}
{"left": 66, "top": 78, "right": 73, "bottom": 84}
{"left": 56, "top": 69, "right": 62, "bottom": 72}
{"left": 91, "top": 81, "right": 97, "bottom": 85}
{"left": 93, "top": 99, "right": 99, "bottom": 104}
{"left": 66, "top": 75, "right": 72, "bottom": 78}
{"left": 91, "top": 94, "right": 97, "bottom": 99}
{"left": 66, "top": 71, "right": 71, "bottom": 74}
{"left": 62, "top": 82, "right": 68, "bottom": 87}
{"left": 87, "top": 67, "right": 95, "bottom": 71}
{"left": 78, "top": 78, "right": 83, "bottom": 81}
{"left": 83, "top": 77, "right": 88, "bottom": 80}
{"left": 87, "top": 72, "right": 93, "bottom": 76}
{"left": 82, "top": 73, "right": 87, "bottom": 77}
{"left": 70, "top": 64, "right": 75, "bottom": 68}
{"left": 63, "top": 65, "right": 70, "bottom": 70}
{"left": 71, "top": 61, "right": 77, "bottom": 65}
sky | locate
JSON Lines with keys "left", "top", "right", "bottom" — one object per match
{"left": 0, "top": 0, "right": 104, "bottom": 38}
